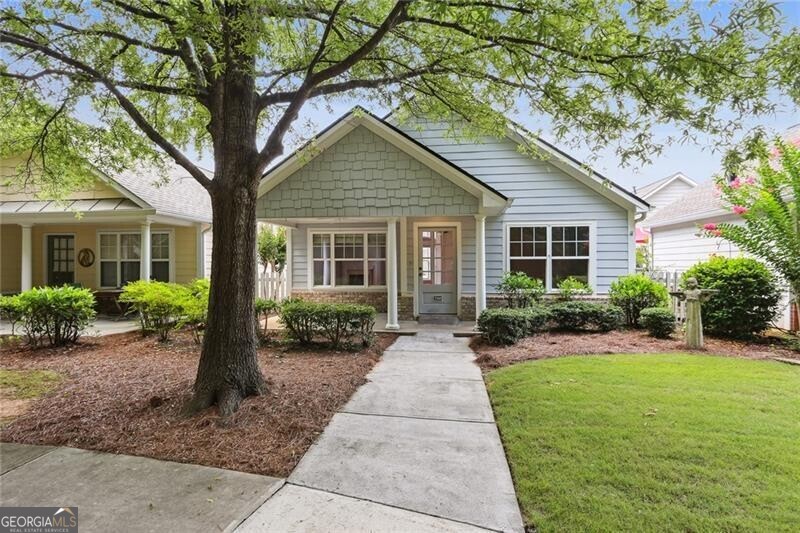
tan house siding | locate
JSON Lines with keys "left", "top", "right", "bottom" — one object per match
{"left": 1, "top": 156, "right": 123, "bottom": 201}
{"left": 170, "top": 225, "right": 199, "bottom": 283}
{"left": 0, "top": 224, "right": 22, "bottom": 293}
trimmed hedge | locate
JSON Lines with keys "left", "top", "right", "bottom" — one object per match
{"left": 683, "top": 257, "right": 780, "bottom": 339}
{"left": 640, "top": 307, "right": 676, "bottom": 338}
{"left": 280, "top": 301, "right": 376, "bottom": 348}
{"left": 0, "top": 295, "right": 24, "bottom": 335}
{"left": 609, "top": 274, "right": 669, "bottom": 327}
{"left": 477, "top": 307, "right": 550, "bottom": 345}
{"left": 547, "top": 301, "right": 623, "bottom": 332}
{"left": 16, "top": 285, "right": 96, "bottom": 346}
{"left": 120, "top": 280, "right": 188, "bottom": 341}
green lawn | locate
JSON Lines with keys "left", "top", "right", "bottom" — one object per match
{"left": 0, "top": 369, "right": 62, "bottom": 399}
{"left": 487, "top": 354, "right": 800, "bottom": 532}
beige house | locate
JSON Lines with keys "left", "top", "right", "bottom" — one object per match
{"left": 1, "top": 156, "right": 212, "bottom": 295}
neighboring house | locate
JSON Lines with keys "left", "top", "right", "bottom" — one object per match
{"left": 0, "top": 156, "right": 212, "bottom": 295}
{"left": 634, "top": 172, "right": 697, "bottom": 213}
{"left": 256, "top": 107, "right": 649, "bottom": 329}
{"left": 647, "top": 179, "right": 797, "bottom": 331}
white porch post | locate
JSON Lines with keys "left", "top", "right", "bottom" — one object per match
{"left": 385, "top": 217, "right": 400, "bottom": 330}
{"left": 140, "top": 219, "right": 151, "bottom": 281}
{"left": 475, "top": 215, "right": 487, "bottom": 323}
{"left": 20, "top": 224, "right": 33, "bottom": 291}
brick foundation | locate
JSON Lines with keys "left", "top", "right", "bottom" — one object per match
{"left": 291, "top": 290, "right": 414, "bottom": 320}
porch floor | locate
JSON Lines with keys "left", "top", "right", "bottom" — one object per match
{"left": 0, "top": 317, "right": 139, "bottom": 338}
{"left": 264, "top": 314, "right": 478, "bottom": 336}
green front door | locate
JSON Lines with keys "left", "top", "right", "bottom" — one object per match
{"left": 47, "top": 235, "right": 75, "bottom": 286}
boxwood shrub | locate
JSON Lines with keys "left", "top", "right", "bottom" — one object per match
{"left": 120, "top": 280, "right": 189, "bottom": 341}
{"left": 16, "top": 285, "right": 96, "bottom": 346}
{"left": 609, "top": 274, "right": 669, "bottom": 327}
{"left": 280, "top": 301, "right": 376, "bottom": 348}
{"left": 477, "top": 306, "right": 550, "bottom": 345}
{"left": 640, "top": 307, "right": 676, "bottom": 338}
{"left": 547, "top": 301, "right": 623, "bottom": 332}
{"left": 683, "top": 257, "right": 780, "bottom": 339}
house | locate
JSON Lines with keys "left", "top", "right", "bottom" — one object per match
{"left": 256, "top": 107, "right": 649, "bottom": 329}
{"left": 634, "top": 172, "right": 697, "bottom": 213}
{"left": 0, "top": 156, "right": 212, "bottom": 295}
{"left": 646, "top": 176, "right": 798, "bottom": 331}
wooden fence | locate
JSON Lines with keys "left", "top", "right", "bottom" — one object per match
{"left": 257, "top": 270, "right": 288, "bottom": 301}
{"left": 647, "top": 270, "right": 687, "bottom": 322}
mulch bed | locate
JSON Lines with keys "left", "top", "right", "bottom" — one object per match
{"left": 0, "top": 331, "right": 396, "bottom": 477}
{"left": 471, "top": 329, "right": 800, "bottom": 372}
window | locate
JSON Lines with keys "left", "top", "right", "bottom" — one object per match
{"left": 98, "top": 231, "right": 172, "bottom": 287}
{"left": 506, "top": 224, "right": 592, "bottom": 290}
{"left": 311, "top": 231, "right": 386, "bottom": 287}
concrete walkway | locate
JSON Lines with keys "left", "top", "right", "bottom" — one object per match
{"left": 239, "top": 332, "right": 524, "bottom": 532}
{"left": 0, "top": 317, "right": 138, "bottom": 337}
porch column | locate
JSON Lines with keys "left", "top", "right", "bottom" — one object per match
{"left": 475, "top": 215, "right": 487, "bottom": 322}
{"left": 140, "top": 219, "right": 151, "bottom": 281}
{"left": 385, "top": 217, "right": 400, "bottom": 330}
{"left": 20, "top": 224, "right": 32, "bottom": 291}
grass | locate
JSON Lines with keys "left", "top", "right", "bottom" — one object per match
{"left": 0, "top": 369, "right": 62, "bottom": 399}
{"left": 487, "top": 354, "right": 800, "bottom": 532}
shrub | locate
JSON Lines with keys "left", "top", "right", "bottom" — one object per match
{"left": 0, "top": 295, "right": 24, "bottom": 335}
{"left": 495, "top": 272, "right": 545, "bottom": 308}
{"left": 683, "top": 257, "right": 780, "bottom": 339}
{"left": 16, "top": 286, "right": 96, "bottom": 346}
{"left": 548, "top": 301, "right": 623, "bottom": 332}
{"left": 254, "top": 297, "right": 280, "bottom": 336}
{"left": 557, "top": 277, "right": 593, "bottom": 301}
{"left": 609, "top": 274, "right": 669, "bottom": 327}
{"left": 640, "top": 307, "right": 676, "bottom": 338}
{"left": 280, "top": 301, "right": 376, "bottom": 348}
{"left": 180, "top": 279, "right": 210, "bottom": 344}
{"left": 477, "top": 306, "right": 550, "bottom": 345}
{"left": 120, "top": 280, "right": 188, "bottom": 341}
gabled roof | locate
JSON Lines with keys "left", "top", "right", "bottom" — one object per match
{"left": 258, "top": 107, "right": 510, "bottom": 215}
{"left": 635, "top": 172, "right": 697, "bottom": 199}
{"left": 645, "top": 180, "right": 724, "bottom": 228}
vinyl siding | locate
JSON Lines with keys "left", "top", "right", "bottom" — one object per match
{"left": 644, "top": 180, "right": 695, "bottom": 211}
{"left": 396, "top": 119, "right": 633, "bottom": 293}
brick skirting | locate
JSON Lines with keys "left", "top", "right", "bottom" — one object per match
{"left": 291, "top": 289, "right": 414, "bottom": 320}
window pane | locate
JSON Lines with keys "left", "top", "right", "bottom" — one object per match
{"left": 535, "top": 227, "right": 547, "bottom": 241}
{"left": 509, "top": 227, "right": 521, "bottom": 241}
{"left": 335, "top": 260, "right": 364, "bottom": 286}
{"left": 121, "top": 261, "right": 140, "bottom": 286}
{"left": 578, "top": 241, "right": 590, "bottom": 256}
{"left": 522, "top": 243, "right": 533, "bottom": 257}
{"left": 552, "top": 226, "right": 563, "bottom": 240}
{"left": 510, "top": 259, "right": 546, "bottom": 283}
{"left": 552, "top": 242, "right": 563, "bottom": 256}
{"left": 100, "top": 234, "right": 117, "bottom": 260}
{"left": 335, "top": 233, "right": 364, "bottom": 259}
{"left": 151, "top": 233, "right": 170, "bottom": 260}
{"left": 577, "top": 226, "right": 590, "bottom": 240}
{"left": 312, "top": 234, "right": 331, "bottom": 259}
{"left": 121, "top": 234, "right": 141, "bottom": 260}
{"left": 151, "top": 261, "right": 169, "bottom": 282}
{"left": 552, "top": 259, "right": 589, "bottom": 287}
{"left": 313, "top": 260, "right": 331, "bottom": 285}
{"left": 521, "top": 227, "right": 533, "bottom": 241}
{"left": 368, "top": 233, "right": 386, "bottom": 258}
{"left": 534, "top": 243, "right": 547, "bottom": 256}
{"left": 100, "top": 261, "right": 117, "bottom": 287}
{"left": 510, "top": 243, "right": 521, "bottom": 257}
{"left": 367, "top": 260, "right": 386, "bottom": 286}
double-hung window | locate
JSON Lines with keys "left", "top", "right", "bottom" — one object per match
{"left": 98, "top": 231, "right": 172, "bottom": 288}
{"left": 311, "top": 231, "right": 386, "bottom": 287}
{"left": 506, "top": 224, "right": 592, "bottom": 290}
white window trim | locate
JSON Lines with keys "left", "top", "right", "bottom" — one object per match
{"left": 150, "top": 231, "right": 174, "bottom": 283}
{"left": 95, "top": 229, "right": 175, "bottom": 289}
{"left": 306, "top": 228, "right": 388, "bottom": 290}
{"left": 503, "top": 221, "right": 597, "bottom": 292}
{"left": 412, "top": 221, "right": 462, "bottom": 317}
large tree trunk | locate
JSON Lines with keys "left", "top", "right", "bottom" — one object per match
{"left": 188, "top": 181, "right": 266, "bottom": 416}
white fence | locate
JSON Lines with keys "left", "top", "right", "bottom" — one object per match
{"left": 647, "top": 270, "right": 687, "bottom": 322}
{"left": 257, "top": 270, "right": 289, "bottom": 301}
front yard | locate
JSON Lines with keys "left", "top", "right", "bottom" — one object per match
{"left": 0, "top": 331, "right": 395, "bottom": 477}
{"left": 487, "top": 354, "right": 800, "bottom": 532}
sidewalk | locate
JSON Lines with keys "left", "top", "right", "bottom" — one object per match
{"left": 239, "top": 332, "right": 524, "bottom": 532}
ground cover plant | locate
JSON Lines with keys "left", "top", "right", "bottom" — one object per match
{"left": 0, "top": 330, "right": 396, "bottom": 476}
{"left": 487, "top": 354, "right": 800, "bottom": 532}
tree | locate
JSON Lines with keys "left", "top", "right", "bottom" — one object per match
{"left": 257, "top": 225, "right": 287, "bottom": 299}
{"left": 705, "top": 141, "right": 800, "bottom": 329}
{"left": 2, "top": 1, "right": 797, "bottom": 415}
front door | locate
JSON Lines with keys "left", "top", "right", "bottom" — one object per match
{"left": 47, "top": 235, "right": 75, "bottom": 286}
{"left": 418, "top": 228, "right": 457, "bottom": 314}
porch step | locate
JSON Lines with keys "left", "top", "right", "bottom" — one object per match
{"left": 417, "top": 314, "right": 460, "bottom": 326}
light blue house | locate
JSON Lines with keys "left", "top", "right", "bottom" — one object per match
{"left": 257, "top": 108, "right": 649, "bottom": 329}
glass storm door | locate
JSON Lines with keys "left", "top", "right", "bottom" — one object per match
{"left": 47, "top": 235, "right": 75, "bottom": 286}
{"left": 418, "top": 228, "right": 457, "bottom": 314}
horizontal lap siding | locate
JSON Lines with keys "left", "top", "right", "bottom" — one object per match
{"left": 652, "top": 219, "right": 742, "bottom": 272}
{"left": 399, "top": 119, "right": 632, "bottom": 293}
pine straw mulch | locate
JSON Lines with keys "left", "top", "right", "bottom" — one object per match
{"left": 471, "top": 329, "right": 800, "bottom": 372}
{"left": 0, "top": 331, "right": 397, "bottom": 477}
